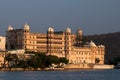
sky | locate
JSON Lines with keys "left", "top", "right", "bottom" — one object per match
{"left": 0, "top": 0, "right": 120, "bottom": 36}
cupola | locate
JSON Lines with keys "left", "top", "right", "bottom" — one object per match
{"left": 7, "top": 25, "right": 13, "bottom": 31}
{"left": 23, "top": 23, "right": 30, "bottom": 31}
{"left": 89, "top": 40, "right": 96, "bottom": 47}
{"left": 66, "top": 27, "right": 71, "bottom": 33}
{"left": 48, "top": 27, "right": 54, "bottom": 32}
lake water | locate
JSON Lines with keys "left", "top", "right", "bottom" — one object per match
{"left": 0, "top": 69, "right": 120, "bottom": 80}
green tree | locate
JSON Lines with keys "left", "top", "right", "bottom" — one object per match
{"left": 45, "top": 55, "right": 59, "bottom": 67}
{"left": 27, "top": 56, "right": 39, "bottom": 68}
{"left": 5, "top": 54, "right": 18, "bottom": 68}
{"left": 109, "top": 57, "right": 120, "bottom": 66}
{"left": 27, "top": 53, "right": 46, "bottom": 68}
{"left": 6, "top": 52, "right": 69, "bottom": 69}
{"left": 59, "top": 57, "right": 69, "bottom": 64}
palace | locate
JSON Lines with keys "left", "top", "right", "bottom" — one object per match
{"left": 6, "top": 24, "right": 105, "bottom": 65}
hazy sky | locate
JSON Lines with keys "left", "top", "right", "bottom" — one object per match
{"left": 0, "top": 0, "right": 120, "bottom": 36}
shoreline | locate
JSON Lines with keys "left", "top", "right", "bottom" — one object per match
{"left": 0, "top": 67, "right": 115, "bottom": 72}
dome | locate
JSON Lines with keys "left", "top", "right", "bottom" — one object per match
{"left": 89, "top": 40, "right": 96, "bottom": 47}
{"left": 98, "top": 45, "right": 105, "bottom": 48}
{"left": 77, "top": 28, "right": 82, "bottom": 35}
{"left": 66, "top": 27, "right": 71, "bottom": 33}
{"left": 23, "top": 24, "right": 30, "bottom": 30}
{"left": 7, "top": 25, "right": 13, "bottom": 31}
{"left": 48, "top": 27, "right": 54, "bottom": 32}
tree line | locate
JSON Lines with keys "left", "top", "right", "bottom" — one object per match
{"left": 5, "top": 52, "right": 69, "bottom": 69}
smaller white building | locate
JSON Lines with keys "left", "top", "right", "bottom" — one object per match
{"left": 0, "top": 36, "right": 6, "bottom": 67}
{"left": 0, "top": 36, "right": 6, "bottom": 51}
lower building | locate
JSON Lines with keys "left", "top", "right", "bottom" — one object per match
{"left": 0, "top": 36, "right": 6, "bottom": 51}
{"left": 69, "top": 41, "right": 105, "bottom": 64}
{"left": 0, "top": 51, "right": 5, "bottom": 67}
{"left": 0, "top": 36, "right": 6, "bottom": 67}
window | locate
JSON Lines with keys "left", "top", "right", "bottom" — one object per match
{"left": 89, "top": 52, "right": 91, "bottom": 55}
{"left": 83, "top": 52, "right": 85, "bottom": 55}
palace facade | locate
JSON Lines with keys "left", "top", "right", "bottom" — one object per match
{"left": 6, "top": 24, "right": 105, "bottom": 64}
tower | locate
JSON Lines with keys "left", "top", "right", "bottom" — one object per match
{"left": 89, "top": 40, "right": 97, "bottom": 64}
{"left": 47, "top": 27, "right": 54, "bottom": 55}
{"left": 97, "top": 45, "right": 105, "bottom": 64}
{"left": 65, "top": 27, "right": 72, "bottom": 59}
{"left": 6, "top": 25, "right": 14, "bottom": 50}
{"left": 22, "top": 23, "right": 30, "bottom": 50}
{"left": 76, "top": 28, "right": 83, "bottom": 44}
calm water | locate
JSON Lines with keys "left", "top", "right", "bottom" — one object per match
{"left": 0, "top": 69, "right": 120, "bottom": 80}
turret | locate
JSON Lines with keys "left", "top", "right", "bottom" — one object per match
{"left": 47, "top": 27, "right": 54, "bottom": 55}
{"left": 77, "top": 28, "right": 82, "bottom": 36}
{"left": 23, "top": 23, "right": 30, "bottom": 32}
{"left": 65, "top": 27, "right": 72, "bottom": 59}
{"left": 76, "top": 28, "right": 83, "bottom": 45}
{"left": 65, "top": 27, "right": 71, "bottom": 34}
{"left": 7, "top": 25, "right": 13, "bottom": 31}
{"left": 48, "top": 27, "right": 54, "bottom": 33}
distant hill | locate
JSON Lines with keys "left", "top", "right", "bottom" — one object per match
{"left": 83, "top": 32, "right": 120, "bottom": 64}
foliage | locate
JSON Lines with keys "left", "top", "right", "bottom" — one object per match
{"left": 5, "top": 52, "right": 69, "bottom": 69}
{"left": 5, "top": 53, "right": 18, "bottom": 67}
{"left": 27, "top": 53, "right": 46, "bottom": 68}
{"left": 59, "top": 57, "right": 69, "bottom": 64}
{"left": 109, "top": 57, "right": 120, "bottom": 66}
{"left": 45, "top": 55, "right": 59, "bottom": 67}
